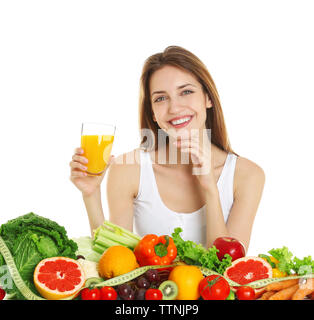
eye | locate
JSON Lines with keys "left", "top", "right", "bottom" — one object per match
{"left": 182, "top": 89, "right": 193, "bottom": 95}
{"left": 154, "top": 96, "right": 166, "bottom": 103}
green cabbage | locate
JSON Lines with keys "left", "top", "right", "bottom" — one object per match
{"left": 0, "top": 212, "right": 78, "bottom": 300}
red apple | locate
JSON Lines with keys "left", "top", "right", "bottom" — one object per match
{"left": 213, "top": 237, "right": 246, "bottom": 262}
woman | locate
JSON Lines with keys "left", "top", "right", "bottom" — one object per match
{"left": 69, "top": 46, "right": 265, "bottom": 252}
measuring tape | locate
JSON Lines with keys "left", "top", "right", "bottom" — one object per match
{"left": 0, "top": 235, "right": 313, "bottom": 300}
{"left": 0, "top": 236, "right": 45, "bottom": 300}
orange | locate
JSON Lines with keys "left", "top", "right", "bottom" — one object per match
{"left": 33, "top": 257, "right": 85, "bottom": 300}
{"left": 98, "top": 245, "right": 139, "bottom": 279}
{"left": 169, "top": 265, "right": 204, "bottom": 300}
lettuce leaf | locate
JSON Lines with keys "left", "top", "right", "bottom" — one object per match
{"left": 268, "top": 246, "right": 294, "bottom": 274}
{"left": 171, "top": 227, "right": 232, "bottom": 274}
{"left": 268, "top": 246, "right": 314, "bottom": 275}
{"left": 172, "top": 227, "right": 207, "bottom": 265}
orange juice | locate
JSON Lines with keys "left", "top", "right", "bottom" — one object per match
{"left": 81, "top": 135, "right": 114, "bottom": 175}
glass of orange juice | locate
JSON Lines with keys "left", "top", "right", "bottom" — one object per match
{"left": 81, "top": 122, "right": 115, "bottom": 176}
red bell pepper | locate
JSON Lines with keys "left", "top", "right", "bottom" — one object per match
{"left": 134, "top": 234, "right": 177, "bottom": 267}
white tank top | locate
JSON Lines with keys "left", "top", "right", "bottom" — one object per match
{"left": 133, "top": 150, "right": 237, "bottom": 246}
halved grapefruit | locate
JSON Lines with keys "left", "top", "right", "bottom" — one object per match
{"left": 224, "top": 256, "right": 273, "bottom": 298}
{"left": 34, "top": 257, "right": 86, "bottom": 300}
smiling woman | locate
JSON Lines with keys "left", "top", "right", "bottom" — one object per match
{"left": 69, "top": 46, "right": 265, "bottom": 252}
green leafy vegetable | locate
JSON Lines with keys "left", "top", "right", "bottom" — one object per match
{"left": 199, "top": 246, "right": 232, "bottom": 275}
{"left": 268, "top": 246, "right": 293, "bottom": 274}
{"left": 171, "top": 227, "right": 207, "bottom": 265}
{"left": 0, "top": 212, "right": 78, "bottom": 300}
{"left": 292, "top": 256, "right": 314, "bottom": 276}
{"left": 171, "top": 227, "right": 232, "bottom": 274}
{"left": 268, "top": 246, "right": 314, "bottom": 275}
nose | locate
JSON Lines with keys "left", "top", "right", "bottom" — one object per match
{"left": 168, "top": 96, "right": 183, "bottom": 114}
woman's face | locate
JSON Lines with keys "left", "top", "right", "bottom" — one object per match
{"left": 150, "top": 65, "right": 212, "bottom": 133}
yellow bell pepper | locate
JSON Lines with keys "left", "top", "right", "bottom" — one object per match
{"left": 272, "top": 268, "right": 287, "bottom": 278}
{"left": 260, "top": 255, "right": 287, "bottom": 278}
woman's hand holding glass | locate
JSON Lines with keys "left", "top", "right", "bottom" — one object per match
{"left": 69, "top": 147, "right": 114, "bottom": 197}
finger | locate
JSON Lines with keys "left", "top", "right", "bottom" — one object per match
{"left": 74, "top": 147, "right": 84, "bottom": 155}
{"left": 69, "top": 161, "right": 88, "bottom": 171}
{"left": 179, "top": 147, "right": 203, "bottom": 165}
{"left": 176, "top": 141, "right": 204, "bottom": 161}
{"left": 175, "top": 140, "right": 211, "bottom": 161}
{"left": 72, "top": 154, "right": 89, "bottom": 164}
{"left": 175, "top": 139, "right": 199, "bottom": 149}
{"left": 177, "top": 135, "right": 210, "bottom": 147}
{"left": 70, "top": 170, "right": 87, "bottom": 178}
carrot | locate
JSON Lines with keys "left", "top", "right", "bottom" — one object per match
{"left": 260, "top": 291, "right": 276, "bottom": 300}
{"left": 309, "top": 291, "right": 314, "bottom": 300}
{"left": 268, "top": 284, "right": 299, "bottom": 300}
{"left": 292, "top": 278, "right": 314, "bottom": 300}
{"left": 265, "top": 278, "right": 299, "bottom": 291}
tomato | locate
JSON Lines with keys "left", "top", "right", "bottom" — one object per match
{"left": 100, "top": 286, "right": 117, "bottom": 300}
{"left": 236, "top": 286, "right": 256, "bottom": 300}
{"left": 81, "top": 288, "right": 101, "bottom": 300}
{"left": 145, "top": 288, "right": 163, "bottom": 300}
{"left": 199, "top": 275, "right": 230, "bottom": 300}
{"left": 0, "top": 287, "right": 5, "bottom": 300}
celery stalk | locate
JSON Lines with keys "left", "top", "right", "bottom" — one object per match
{"left": 102, "top": 220, "right": 141, "bottom": 241}
{"left": 95, "top": 228, "right": 139, "bottom": 248}
{"left": 94, "top": 234, "right": 124, "bottom": 248}
{"left": 93, "top": 243, "right": 107, "bottom": 254}
{"left": 92, "top": 220, "right": 141, "bottom": 256}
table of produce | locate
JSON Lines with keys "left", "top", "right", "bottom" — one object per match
{"left": 0, "top": 212, "right": 313, "bottom": 301}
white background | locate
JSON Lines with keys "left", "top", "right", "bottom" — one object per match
{"left": 0, "top": 0, "right": 313, "bottom": 257}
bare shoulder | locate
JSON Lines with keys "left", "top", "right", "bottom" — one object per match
{"left": 234, "top": 156, "right": 266, "bottom": 196}
{"left": 106, "top": 148, "right": 141, "bottom": 198}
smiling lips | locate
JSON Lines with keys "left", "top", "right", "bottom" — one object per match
{"left": 169, "top": 115, "right": 193, "bottom": 128}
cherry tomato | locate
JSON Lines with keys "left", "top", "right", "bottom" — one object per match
{"left": 100, "top": 286, "right": 117, "bottom": 300}
{"left": 81, "top": 288, "right": 101, "bottom": 300}
{"left": 199, "top": 275, "right": 230, "bottom": 300}
{"left": 236, "top": 286, "right": 256, "bottom": 300}
{"left": 0, "top": 287, "right": 6, "bottom": 300}
{"left": 145, "top": 288, "right": 163, "bottom": 300}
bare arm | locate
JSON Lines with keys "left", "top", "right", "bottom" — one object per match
{"left": 70, "top": 148, "right": 110, "bottom": 237}
{"left": 226, "top": 157, "right": 266, "bottom": 252}
{"left": 205, "top": 157, "right": 265, "bottom": 252}
{"left": 106, "top": 152, "right": 140, "bottom": 232}
{"left": 83, "top": 188, "right": 105, "bottom": 236}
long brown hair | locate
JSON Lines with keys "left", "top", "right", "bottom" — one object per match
{"left": 139, "top": 45, "right": 235, "bottom": 154}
